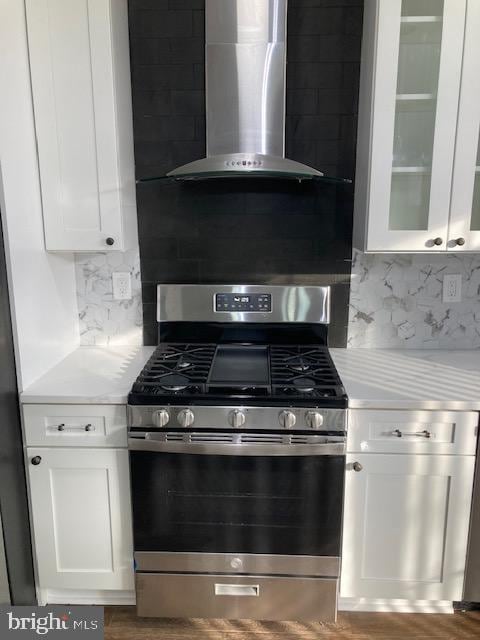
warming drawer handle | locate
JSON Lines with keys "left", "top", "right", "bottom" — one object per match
{"left": 392, "top": 429, "right": 431, "bottom": 439}
{"left": 215, "top": 584, "right": 259, "bottom": 597}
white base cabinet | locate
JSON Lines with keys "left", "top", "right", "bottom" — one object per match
{"left": 341, "top": 428, "right": 476, "bottom": 602}
{"left": 27, "top": 447, "right": 134, "bottom": 593}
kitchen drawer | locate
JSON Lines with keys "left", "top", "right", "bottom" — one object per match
{"left": 347, "top": 410, "right": 478, "bottom": 455}
{"left": 22, "top": 405, "right": 127, "bottom": 448}
{"left": 136, "top": 572, "right": 337, "bottom": 621}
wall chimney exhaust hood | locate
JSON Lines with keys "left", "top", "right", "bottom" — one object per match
{"left": 138, "top": 0, "right": 350, "bottom": 184}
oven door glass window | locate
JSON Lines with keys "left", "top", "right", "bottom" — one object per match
{"left": 130, "top": 452, "right": 344, "bottom": 556}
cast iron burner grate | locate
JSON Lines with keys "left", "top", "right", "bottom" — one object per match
{"left": 130, "top": 342, "right": 345, "bottom": 404}
{"left": 131, "top": 344, "right": 216, "bottom": 395}
{"left": 270, "top": 346, "right": 344, "bottom": 399}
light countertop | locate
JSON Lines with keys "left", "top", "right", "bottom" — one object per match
{"left": 20, "top": 346, "right": 155, "bottom": 404}
{"left": 330, "top": 348, "right": 480, "bottom": 411}
{"left": 20, "top": 345, "right": 480, "bottom": 411}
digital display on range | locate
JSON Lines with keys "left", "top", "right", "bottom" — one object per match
{"left": 215, "top": 293, "right": 272, "bottom": 312}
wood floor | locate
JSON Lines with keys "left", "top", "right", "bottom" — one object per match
{"left": 104, "top": 606, "right": 480, "bottom": 640}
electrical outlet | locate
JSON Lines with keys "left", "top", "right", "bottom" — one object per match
{"left": 112, "top": 272, "right": 132, "bottom": 300}
{"left": 442, "top": 274, "right": 462, "bottom": 303}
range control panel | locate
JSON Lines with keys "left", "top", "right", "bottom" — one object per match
{"left": 215, "top": 293, "right": 272, "bottom": 313}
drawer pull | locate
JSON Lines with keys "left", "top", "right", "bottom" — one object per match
{"left": 57, "top": 424, "right": 65, "bottom": 432}
{"left": 215, "top": 584, "right": 259, "bottom": 597}
{"left": 85, "top": 424, "right": 94, "bottom": 432}
{"left": 392, "top": 429, "right": 431, "bottom": 439}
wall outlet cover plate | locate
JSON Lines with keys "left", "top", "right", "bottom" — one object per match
{"left": 442, "top": 274, "right": 462, "bottom": 303}
{"left": 112, "top": 272, "right": 132, "bottom": 300}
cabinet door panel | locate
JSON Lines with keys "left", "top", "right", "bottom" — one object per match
{"left": 341, "top": 453, "right": 475, "bottom": 601}
{"left": 362, "top": 472, "right": 448, "bottom": 583}
{"left": 26, "top": 0, "right": 127, "bottom": 251}
{"left": 27, "top": 448, "right": 134, "bottom": 591}
{"left": 50, "top": 467, "right": 114, "bottom": 572}
{"left": 366, "top": 0, "right": 465, "bottom": 251}
{"left": 448, "top": 0, "right": 480, "bottom": 251}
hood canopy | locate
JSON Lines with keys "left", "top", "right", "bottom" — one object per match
{"left": 139, "top": 0, "right": 350, "bottom": 184}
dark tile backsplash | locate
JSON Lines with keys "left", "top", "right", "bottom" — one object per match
{"left": 128, "top": 0, "right": 363, "bottom": 347}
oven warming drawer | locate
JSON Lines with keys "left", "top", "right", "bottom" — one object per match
{"left": 136, "top": 572, "right": 338, "bottom": 621}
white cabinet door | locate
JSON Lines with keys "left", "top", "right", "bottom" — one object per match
{"left": 448, "top": 0, "right": 480, "bottom": 252}
{"left": 26, "top": 0, "right": 137, "bottom": 252}
{"left": 356, "top": 0, "right": 466, "bottom": 252}
{"left": 27, "top": 448, "right": 134, "bottom": 591}
{"left": 341, "top": 453, "right": 475, "bottom": 601}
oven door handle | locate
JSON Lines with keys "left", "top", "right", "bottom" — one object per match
{"left": 128, "top": 438, "right": 345, "bottom": 456}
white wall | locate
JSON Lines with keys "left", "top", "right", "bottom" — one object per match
{"left": 0, "top": 0, "right": 79, "bottom": 390}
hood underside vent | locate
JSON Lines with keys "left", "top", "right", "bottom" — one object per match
{"left": 138, "top": 0, "right": 351, "bottom": 185}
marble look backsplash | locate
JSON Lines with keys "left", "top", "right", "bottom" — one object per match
{"left": 75, "top": 249, "right": 143, "bottom": 346}
{"left": 75, "top": 246, "right": 480, "bottom": 350}
{"left": 348, "top": 249, "right": 480, "bottom": 349}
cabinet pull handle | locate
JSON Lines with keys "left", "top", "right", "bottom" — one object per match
{"left": 57, "top": 423, "right": 65, "bottom": 432}
{"left": 85, "top": 424, "right": 93, "bottom": 432}
{"left": 392, "top": 429, "right": 431, "bottom": 439}
{"left": 31, "top": 456, "right": 42, "bottom": 466}
{"left": 352, "top": 462, "right": 363, "bottom": 472}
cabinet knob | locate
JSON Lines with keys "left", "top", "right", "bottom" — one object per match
{"left": 31, "top": 456, "right": 42, "bottom": 466}
{"left": 456, "top": 237, "right": 465, "bottom": 246}
{"left": 352, "top": 461, "right": 363, "bottom": 472}
{"left": 433, "top": 237, "right": 443, "bottom": 246}
{"left": 85, "top": 424, "right": 93, "bottom": 432}
{"left": 57, "top": 423, "right": 65, "bottom": 432}
{"left": 106, "top": 237, "right": 115, "bottom": 246}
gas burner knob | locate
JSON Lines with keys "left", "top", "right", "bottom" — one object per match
{"left": 306, "top": 411, "right": 324, "bottom": 430}
{"left": 229, "top": 409, "right": 246, "bottom": 428}
{"left": 153, "top": 409, "right": 170, "bottom": 428}
{"left": 279, "top": 410, "right": 296, "bottom": 429}
{"left": 177, "top": 408, "right": 195, "bottom": 428}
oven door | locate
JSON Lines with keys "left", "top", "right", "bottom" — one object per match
{"left": 129, "top": 433, "right": 345, "bottom": 575}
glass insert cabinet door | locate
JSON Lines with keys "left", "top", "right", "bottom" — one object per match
{"left": 365, "top": 0, "right": 466, "bottom": 251}
{"left": 448, "top": 0, "right": 480, "bottom": 251}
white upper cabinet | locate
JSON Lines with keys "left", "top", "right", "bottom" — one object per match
{"left": 354, "top": 0, "right": 480, "bottom": 253}
{"left": 26, "top": 0, "right": 137, "bottom": 252}
{"left": 448, "top": 0, "right": 480, "bottom": 250}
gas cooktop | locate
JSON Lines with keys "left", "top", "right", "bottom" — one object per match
{"left": 129, "top": 342, "right": 347, "bottom": 407}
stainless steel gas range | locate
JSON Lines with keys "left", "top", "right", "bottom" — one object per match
{"left": 127, "top": 285, "right": 347, "bottom": 622}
